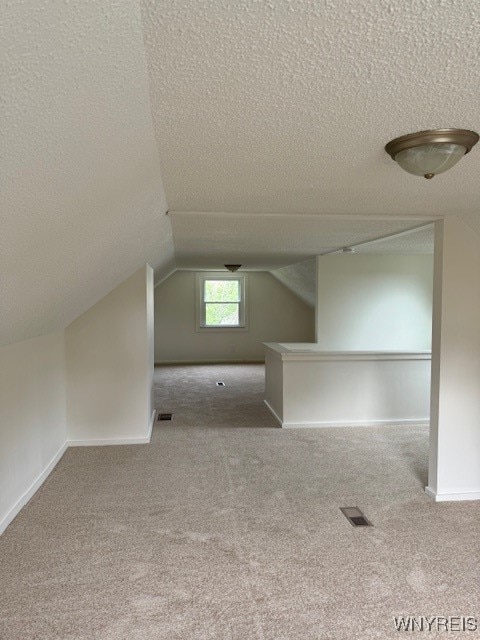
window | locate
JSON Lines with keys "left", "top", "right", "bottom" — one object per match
{"left": 197, "top": 274, "right": 246, "bottom": 329}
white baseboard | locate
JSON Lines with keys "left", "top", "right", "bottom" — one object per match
{"left": 263, "top": 400, "right": 283, "bottom": 426}
{"left": 1, "top": 413, "right": 157, "bottom": 537}
{"left": 281, "top": 419, "right": 429, "bottom": 429}
{"left": 0, "top": 441, "right": 68, "bottom": 536}
{"left": 148, "top": 409, "right": 157, "bottom": 441}
{"left": 68, "top": 435, "right": 152, "bottom": 446}
{"left": 69, "top": 410, "right": 157, "bottom": 447}
{"left": 425, "top": 486, "right": 480, "bottom": 502}
{"left": 263, "top": 400, "right": 428, "bottom": 430}
{"left": 155, "top": 359, "right": 264, "bottom": 365}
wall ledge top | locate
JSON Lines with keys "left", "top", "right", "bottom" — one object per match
{"left": 263, "top": 343, "right": 431, "bottom": 362}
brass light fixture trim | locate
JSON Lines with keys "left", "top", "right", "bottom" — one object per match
{"left": 385, "top": 128, "right": 479, "bottom": 179}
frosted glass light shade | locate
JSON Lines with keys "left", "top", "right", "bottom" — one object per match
{"left": 395, "top": 143, "right": 467, "bottom": 178}
{"left": 385, "top": 130, "right": 479, "bottom": 179}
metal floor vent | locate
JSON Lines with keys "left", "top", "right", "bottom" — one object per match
{"left": 158, "top": 413, "right": 173, "bottom": 421}
{"left": 216, "top": 381, "right": 225, "bottom": 387}
{"left": 340, "top": 507, "right": 373, "bottom": 527}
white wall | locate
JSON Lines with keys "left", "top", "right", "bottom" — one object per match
{"left": 316, "top": 254, "right": 433, "bottom": 351}
{"left": 264, "top": 343, "right": 430, "bottom": 428}
{"left": 154, "top": 271, "right": 315, "bottom": 363}
{"left": 146, "top": 265, "right": 155, "bottom": 424}
{"left": 0, "top": 331, "right": 67, "bottom": 534}
{"left": 264, "top": 348, "right": 285, "bottom": 422}
{"left": 428, "top": 218, "right": 480, "bottom": 501}
{"left": 66, "top": 265, "right": 154, "bottom": 444}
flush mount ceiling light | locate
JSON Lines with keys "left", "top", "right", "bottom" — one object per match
{"left": 225, "top": 264, "right": 241, "bottom": 272}
{"left": 385, "top": 129, "right": 479, "bottom": 179}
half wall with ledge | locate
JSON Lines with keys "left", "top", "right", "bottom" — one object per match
{"left": 264, "top": 343, "right": 431, "bottom": 428}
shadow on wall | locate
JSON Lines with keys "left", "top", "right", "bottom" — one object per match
{"left": 154, "top": 271, "right": 315, "bottom": 363}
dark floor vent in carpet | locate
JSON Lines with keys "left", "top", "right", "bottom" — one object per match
{"left": 158, "top": 413, "right": 173, "bottom": 421}
{"left": 340, "top": 507, "right": 372, "bottom": 527}
{"left": 216, "top": 382, "right": 225, "bottom": 386}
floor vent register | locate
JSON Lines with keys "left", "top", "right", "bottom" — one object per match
{"left": 340, "top": 507, "right": 373, "bottom": 527}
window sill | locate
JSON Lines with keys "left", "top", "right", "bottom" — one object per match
{"left": 196, "top": 325, "right": 248, "bottom": 333}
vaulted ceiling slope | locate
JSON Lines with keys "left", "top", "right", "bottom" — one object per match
{"left": 1, "top": 1, "right": 174, "bottom": 346}
{"left": 142, "top": 0, "right": 480, "bottom": 226}
{"left": 271, "top": 258, "right": 317, "bottom": 308}
{"left": 4, "top": 1, "right": 480, "bottom": 347}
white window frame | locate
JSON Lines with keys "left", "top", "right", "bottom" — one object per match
{"left": 196, "top": 273, "right": 247, "bottom": 331}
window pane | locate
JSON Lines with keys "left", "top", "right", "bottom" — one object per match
{"left": 205, "top": 303, "right": 239, "bottom": 326}
{"left": 204, "top": 280, "right": 240, "bottom": 302}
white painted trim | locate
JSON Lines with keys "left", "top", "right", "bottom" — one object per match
{"left": 261, "top": 349, "right": 283, "bottom": 362}
{"left": 425, "top": 486, "right": 480, "bottom": 502}
{"left": 1, "top": 413, "right": 157, "bottom": 537}
{"left": 281, "top": 353, "right": 431, "bottom": 363}
{"left": 148, "top": 409, "right": 156, "bottom": 442}
{"left": 155, "top": 359, "right": 265, "bottom": 366}
{"left": 68, "top": 410, "right": 157, "bottom": 447}
{"left": 263, "top": 343, "right": 432, "bottom": 362}
{"left": 282, "top": 352, "right": 432, "bottom": 362}
{"left": 195, "top": 272, "right": 248, "bottom": 332}
{"left": 0, "top": 441, "right": 68, "bottom": 536}
{"left": 282, "top": 419, "right": 430, "bottom": 429}
{"left": 68, "top": 435, "right": 152, "bottom": 447}
{"left": 263, "top": 401, "right": 426, "bottom": 431}
{"left": 263, "top": 399, "right": 283, "bottom": 426}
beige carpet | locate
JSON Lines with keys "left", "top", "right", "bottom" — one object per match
{"left": 1, "top": 364, "right": 479, "bottom": 639}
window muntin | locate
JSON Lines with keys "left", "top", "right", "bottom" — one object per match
{"left": 198, "top": 275, "right": 246, "bottom": 328}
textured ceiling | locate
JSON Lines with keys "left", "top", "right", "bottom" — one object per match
{"left": 170, "top": 212, "right": 434, "bottom": 269}
{"left": 4, "top": 1, "right": 479, "bottom": 347}
{"left": 271, "top": 258, "right": 317, "bottom": 308}
{"left": 2, "top": 1, "right": 175, "bottom": 346}
{"left": 270, "top": 225, "right": 433, "bottom": 308}
{"left": 142, "top": 0, "right": 480, "bottom": 229}
{"left": 352, "top": 224, "right": 434, "bottom": 254}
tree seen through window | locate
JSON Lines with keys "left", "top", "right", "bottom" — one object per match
{"left": 203, "top": 279, "right": 242, "bottom": 326}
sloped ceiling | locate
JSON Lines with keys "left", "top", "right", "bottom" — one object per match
{"left": 271, "top": 259, "right": 317, "bottom": 308}
{"left": 4, "top": 1, "right": 480, "bottom": 346}
{"left": 352, "top": 224, "right": 434, "bottom": 255}
{"left": 268, "top": 224, "right": 434, "bottom": 308}
{"left": 1, "top": 1, "right": 175, "bottom": 346}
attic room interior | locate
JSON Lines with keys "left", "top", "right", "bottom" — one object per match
{"left": 1, "top": 2, "right": 480, "bottom": 639}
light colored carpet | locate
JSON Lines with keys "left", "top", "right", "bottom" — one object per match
{"left": 1, "top": 364, "right": 479, "bottom": 639}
